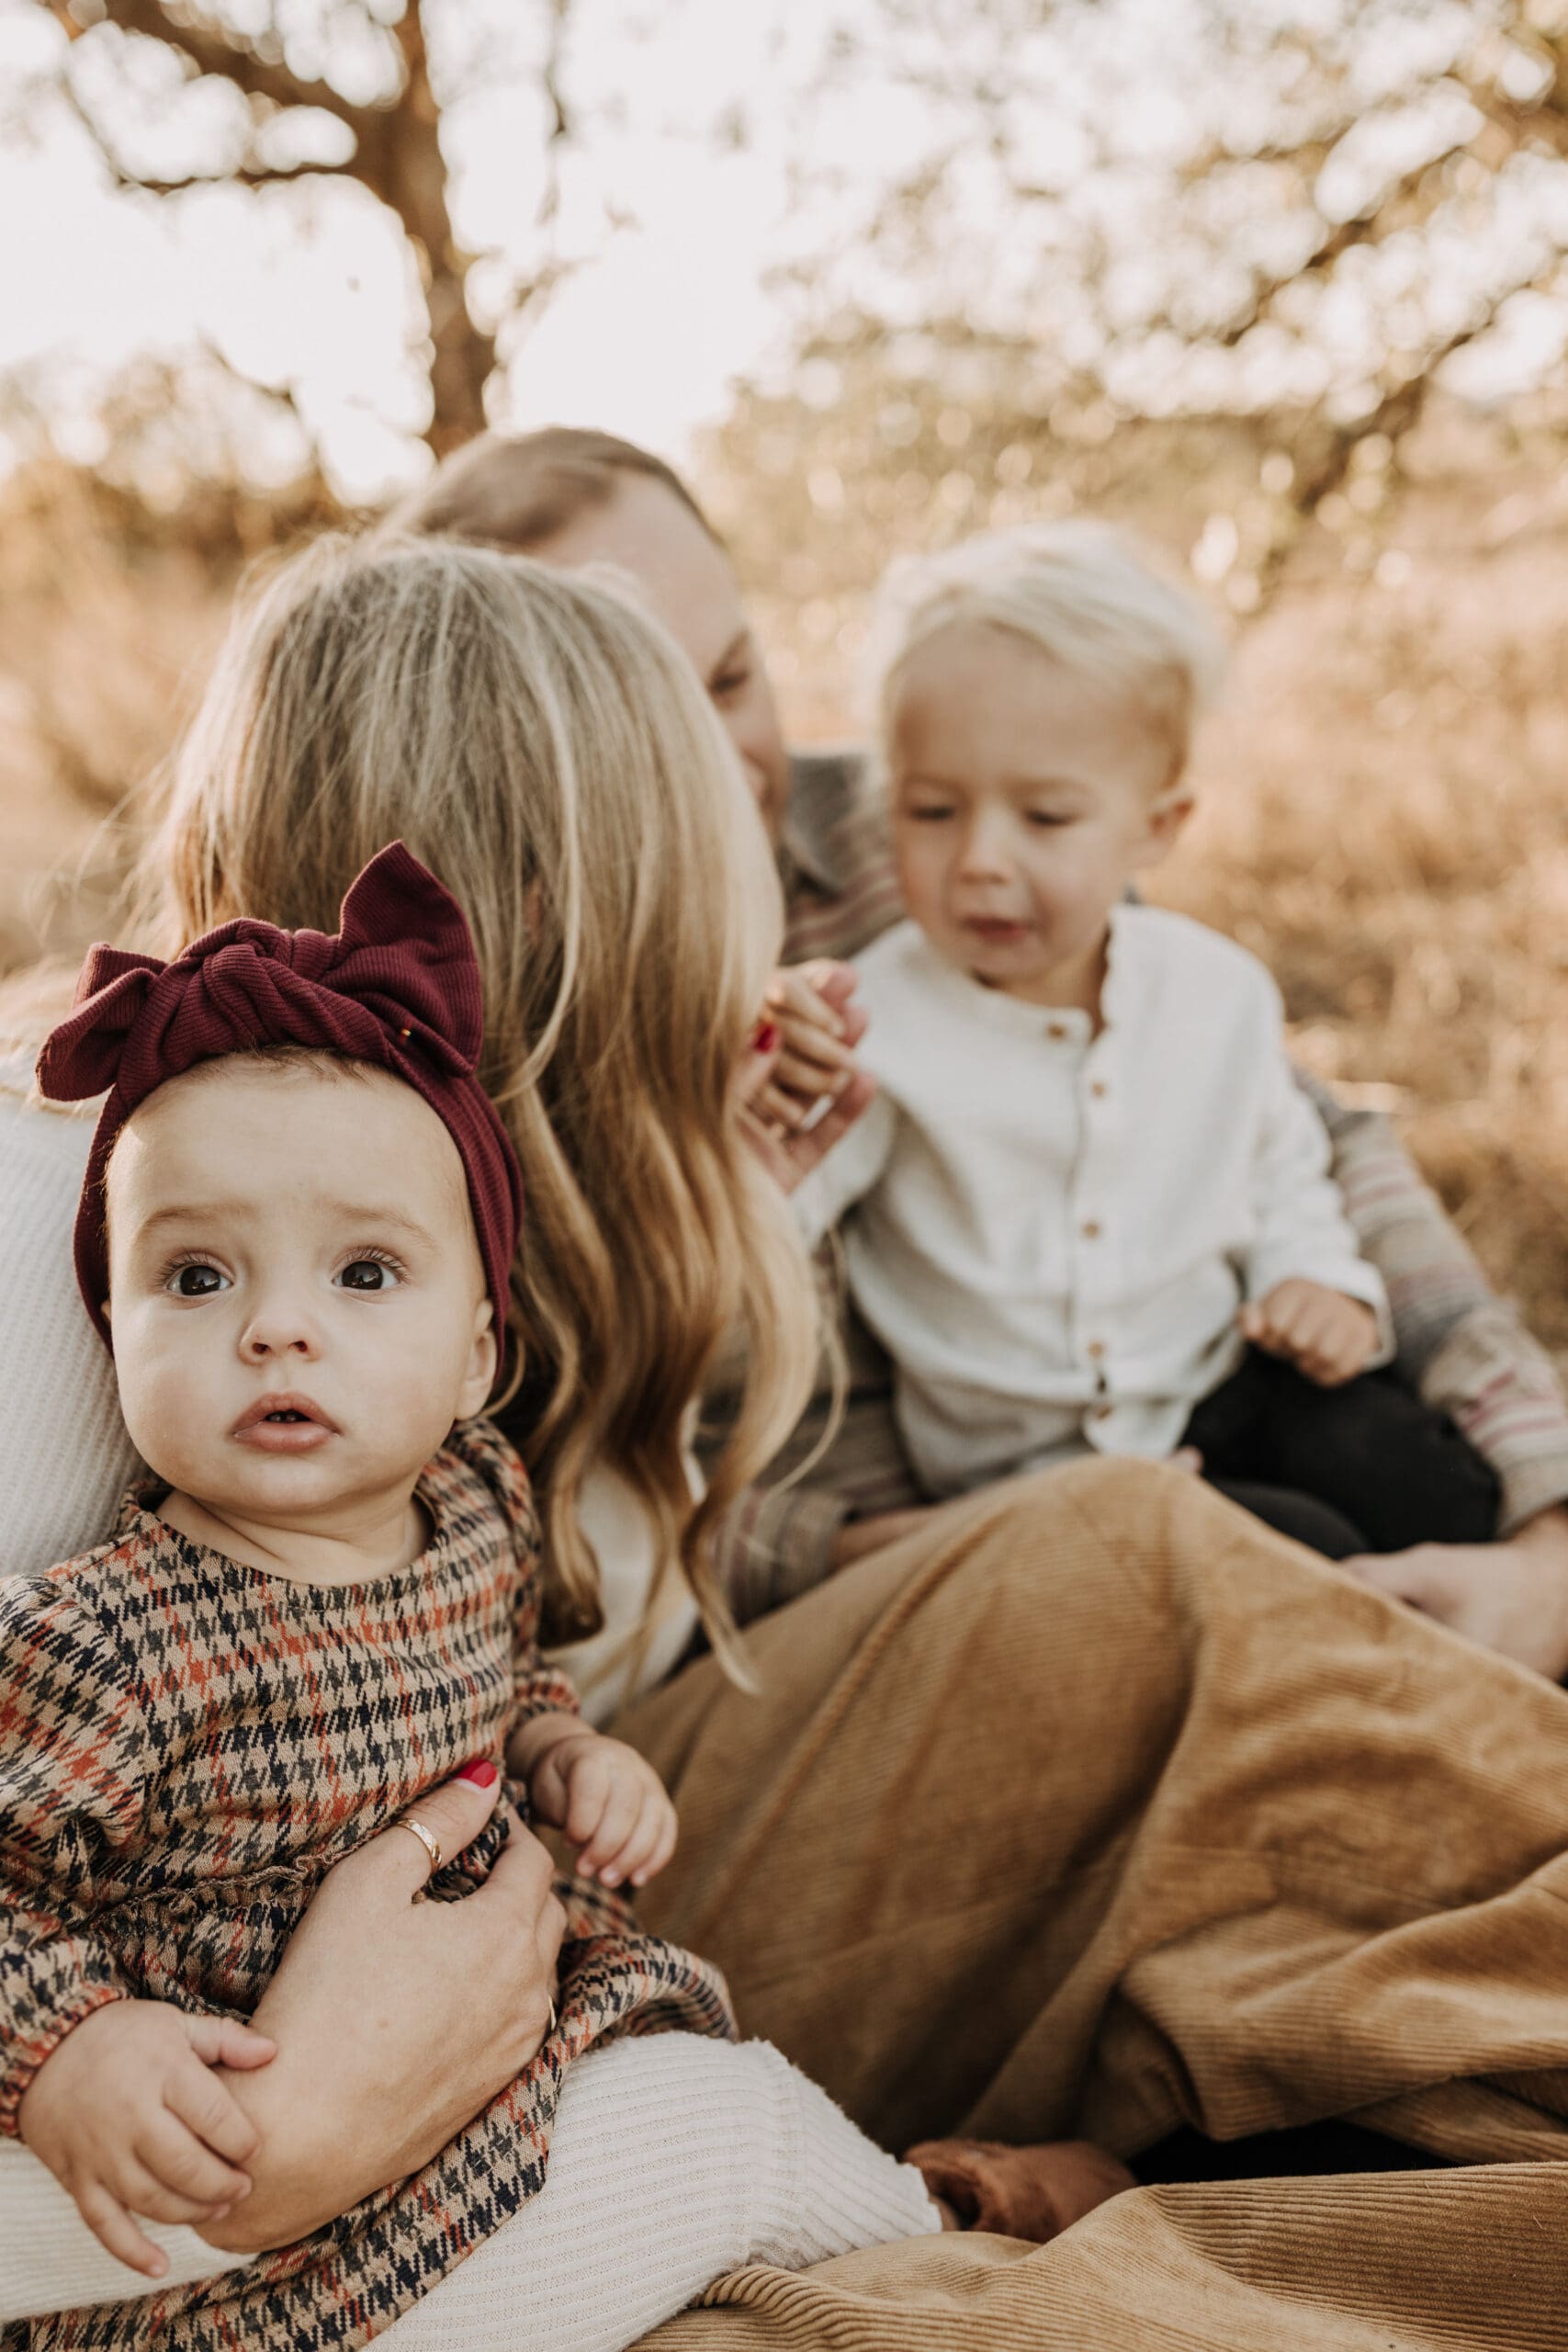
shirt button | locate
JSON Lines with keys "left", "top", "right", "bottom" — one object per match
{"left": 1086, "top": 1339, "right": 1106, "bottom": 1360}
{"left": 1047, "top": 1021, "right": 1068, "bottom": 1041}
{"left": 1090, "top": 1080, "right": 1108, "bottom": 1099}
{"left": 1092, "top": 1403, "right": 1113, "bottom": 1421}
{"left": 1081, "top": 1218, "right": 1101, "bottom": 1240}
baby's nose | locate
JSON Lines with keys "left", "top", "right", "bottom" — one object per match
{"left": 239, "top": 1297, "right": 321, "bottom": 1361}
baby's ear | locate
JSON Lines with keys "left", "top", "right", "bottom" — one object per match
{"left": 457, "top": 1299, "right": 499, "bottom": 1419}
{"left": 1134, "top": 785, "right": 1194, "bottom": 870}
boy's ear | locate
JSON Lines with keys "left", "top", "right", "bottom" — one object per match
{"left": 457, "top": 1299, "right": 500, "bottom": 1419}
{"left": 1132, "top": 785, "right": 1194, "bottom": 871}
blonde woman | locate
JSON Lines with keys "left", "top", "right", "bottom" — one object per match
{"left": 7, "top": 538, "right": 1568, "bottom": 2352}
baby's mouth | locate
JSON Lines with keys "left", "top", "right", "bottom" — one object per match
{"left": 231, "top": 1394, "right": 341, "bottom": 1448}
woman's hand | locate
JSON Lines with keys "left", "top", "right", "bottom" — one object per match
{"left": 199, "top": 1762, "right": 565, "bottom": 2255}
{"left": 739, "top": 964, "right": 876, "bottom": 1196}
{"left": 1345, "top": 1506, "right": 1568, "bottom": 1679}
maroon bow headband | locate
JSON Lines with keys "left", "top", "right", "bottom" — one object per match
{"left": 37, "top": 842, "right": 523, "bottom": 1363}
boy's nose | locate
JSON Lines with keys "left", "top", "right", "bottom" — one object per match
{"left": 957, "top": 809, "right": 1015, "bottom": 880}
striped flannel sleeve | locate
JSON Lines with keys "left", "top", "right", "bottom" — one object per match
{"left": 0, "top": 1582, "right": 146, "bottom": 2135}
{"left": 1301, "top": 1072, "right": 1568, "bottom": 1532}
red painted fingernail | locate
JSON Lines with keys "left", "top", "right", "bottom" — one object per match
{"left": 458, "top": 1758, "right": 499, "bottom": 1787}
{"left": 752, "top": 1021, "right": 780, "bottom": 1055}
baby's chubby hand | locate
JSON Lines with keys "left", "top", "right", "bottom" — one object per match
{"left": 753, "top": 962, "right": 867, "bottom": 1133}
{"left": 17, "top": 1998, "right": 276, "bottom": 2278}
{"left": 513, "top": 1714, "right": 677, "bottom": 1890}
{"left": 1240, "top": 1278, "right": 1380, "bottom": 1387}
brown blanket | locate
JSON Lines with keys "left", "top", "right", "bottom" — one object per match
{"left": 613, "top": 1458, "right": 1568, "bottom": 2349}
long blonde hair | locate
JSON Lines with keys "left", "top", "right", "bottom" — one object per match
{"left": 111, "top": 534, "right": 818, "bottom": 1663}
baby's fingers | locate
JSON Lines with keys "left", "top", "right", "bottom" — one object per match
{"left": 576, "top": 1777, "right": 645, "bottom": 1882}
{"left": 618, "top": 1792, "right": 680, "bottom": 1889}
{"left": 181, "top": 2014, "right": 277, "bottom": 2075}
{"left": 160, "top": 2065, "right": 261, "bottom": 2180}
{"left": 73, "top": 2180, "right": 169, "bottom": 2281}
{"left": 560, "top": 1747, "right": 614, "bottom": 1851}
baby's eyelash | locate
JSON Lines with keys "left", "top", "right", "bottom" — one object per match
{"left": 158, "top": 1248, "right": 222, "bottom": 1282}
{"left": 337, "top": 1245, "right": 410, "bottom": 1277}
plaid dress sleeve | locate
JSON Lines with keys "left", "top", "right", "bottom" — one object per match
{"left": 0, "top": 1577, "right": 151, "bottom": 2135}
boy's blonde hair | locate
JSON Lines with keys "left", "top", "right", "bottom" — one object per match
{"left": 868, "top": 520, "right": 1226, "bottom": 775}
{"left": 98, "top": 536, "right": 815, "bottom": 1669}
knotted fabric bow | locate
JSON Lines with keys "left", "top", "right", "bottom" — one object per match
{"left": 37, "top": 841, "right": 522, "bottom": 1360}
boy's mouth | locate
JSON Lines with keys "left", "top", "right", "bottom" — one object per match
{"left": 231, "top": 1394, "right": 340, "bottom": 1453}
{"left": 963, "top": 916, "right": 1032, "bottom": 945}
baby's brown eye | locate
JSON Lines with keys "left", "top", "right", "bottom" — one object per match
{"left": 172, "top": 1264, "right": 225, "bottom": 1298}
{"left": 339, "top": 1259, "right": 396, "bottom": 1292}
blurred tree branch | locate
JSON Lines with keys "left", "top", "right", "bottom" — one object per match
{"left": 33, "top": 0, "right": 583, "bottom": 452}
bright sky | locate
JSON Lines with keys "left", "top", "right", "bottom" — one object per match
{"left": 0, "top": 0, "right": 1564, "bottom": 501}
{"left": 0, "top": 0, "right": 861, "bottom": 497}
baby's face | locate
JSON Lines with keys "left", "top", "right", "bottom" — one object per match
{"left": 105, "top": 1058, "right": 498, "bottom": 1528}
{"left": 887, "top": 621, "right": 1189, "bottom": 1004}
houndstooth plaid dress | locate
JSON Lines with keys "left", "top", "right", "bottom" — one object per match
{"left": 0, "top": 1419, "right": 735, "bottom": 2352}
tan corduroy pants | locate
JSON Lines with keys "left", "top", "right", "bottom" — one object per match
{"left": 614, "top": 1459, "right": 1568, "bottom": 2351}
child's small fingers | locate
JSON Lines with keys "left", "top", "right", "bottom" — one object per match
{"left": 141, "top": 2109, "right": 253, "bottom": 2206}
{"left": 767, "top": 973, "right": 847, "bottom": 1035}
{"left": 595, "top": 1792, "right": 665, "bottom": 1887}
{"left": 775, "top": 1018, "right": 855, "bottom": 1072}
{"left": 165, "top": 2061, "right": 264, "bottom": 2170}
{"left": 76, "top": 2183, "right": 168, "bottom": 2280}
{"left": 756, "top": 1081, "right": 807, "bottom": 1130}
{"left": 560, "top": 1752, "right": 613, "bottom": 1848}
{"left": 630, "top": 1804, "right": 680, "bottom": 1888}
{"left": 578, "top": 1781, "right": 644, "bottom": 1881}
{"left": 181, "top": 2016, "right": 276, "bottom": 2075}
{"left": 118, "top": 2162, "right": 237, "bottom": 2230}
{"left": 774, "top": 1046, "right": 850, "bottom": 1098}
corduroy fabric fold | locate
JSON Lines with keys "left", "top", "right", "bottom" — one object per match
{"left": 615, "top": 1458, "right": 1568, "bottom": 2349}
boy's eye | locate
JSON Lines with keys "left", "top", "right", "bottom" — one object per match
{"left": 905, "top": 802, "right": 956, "bottom": 823}
{"left": 711, "top": 666, "right": 750, "bottom": 705}
{"left": 168, "top": 1263, "right": 228, "bottom": 1299}
{"left": 1025, "top": 810, "right": 1074, "bottom": 829}
{"left": 337, "top": 1258, "right": 400, "bottom": 1293}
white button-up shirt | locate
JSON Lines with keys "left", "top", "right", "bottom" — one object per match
{"left": 795, "top": 906, "right": 1392, "bottom": 1499}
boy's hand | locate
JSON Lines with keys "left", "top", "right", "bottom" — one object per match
{"left": 1240, "top": 1279, "right": 1379, "bottom": 1387}
{"left": 516, "top": 1716, "right": 677, "bottom": 1889}
{"left": 17, "top": 1999, "right": 276, "bottom": 2278}
{"left": 754, "top": 962, "right": 864, "bottom": 1133}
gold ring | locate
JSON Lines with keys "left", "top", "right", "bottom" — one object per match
{"left": 400, "top": 1817, "right": 442, "bottom": 1876}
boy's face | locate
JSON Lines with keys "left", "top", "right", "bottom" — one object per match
{"left": 105, "top": 1060, "right": 497, "bottom": 1530}
{"left": 888, "top": 621, "right": 1190, "bottom": 1007}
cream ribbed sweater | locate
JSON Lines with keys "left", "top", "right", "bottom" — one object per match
{"left": 0, "top": 2040, "right": 939, "bottom": 2340}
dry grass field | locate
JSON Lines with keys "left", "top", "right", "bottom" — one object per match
{"left": 3, "top": 421, "right": 1565, "bottom": 1364}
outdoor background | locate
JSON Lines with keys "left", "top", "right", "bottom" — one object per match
{"left": 3, "top": 0, "right": 1566, "bottom": 1359}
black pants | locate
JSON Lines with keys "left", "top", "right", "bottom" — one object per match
{"left": 1181, "top": 1348, "right": 1500, "bottom": 1559}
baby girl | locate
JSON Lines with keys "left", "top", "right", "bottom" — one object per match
{"left": 1, "top": 843, "right": 1125, "bottom": 2352}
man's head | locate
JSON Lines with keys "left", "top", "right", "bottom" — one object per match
{"left": 104, "top": 1051, "right": 497, "bottom": 1524}
{"left": 387, "top": 428, "right": 791, "bottom": 839}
